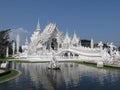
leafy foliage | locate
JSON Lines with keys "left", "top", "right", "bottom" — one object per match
{"left": 81, "top": 39, "right": 91, "bottom": 47}
{"left": 118, "top": 46, "right": 120, "bottom": 51}
{"left": 0, "top": 29, "right": 11, "bottom": 57}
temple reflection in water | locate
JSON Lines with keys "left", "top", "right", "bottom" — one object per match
{"left": 18, "top": 63, "right": 120, "bottom": 90}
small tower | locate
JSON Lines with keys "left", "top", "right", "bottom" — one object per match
{"left": 16, "top": 34, "right": 20, "bottom": 53}
{"left": 12, "top": 41, "right": 15, "bottom": 56}
{"left": 91, "top": 38, "right": 94, "bottom": 49}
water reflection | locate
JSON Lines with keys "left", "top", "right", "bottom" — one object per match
{"left": 21, "top": 63, "right": 120, "bottom": 90}
{"left": 1, "top": 63, "right": 120, "bottom": 90}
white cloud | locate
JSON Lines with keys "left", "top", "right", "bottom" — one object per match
{"left": 10, "top": 28, "right": 29, "bottom": 45}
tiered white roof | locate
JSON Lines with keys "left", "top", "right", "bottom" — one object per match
{"left": 30, "top": 31, "right": 40, "bottom": 43}
{"left": 42, "top": 23, "right": 56, "bottom": 34}
{"left": 38, "top": 23, "right": 62, "bottom": 44}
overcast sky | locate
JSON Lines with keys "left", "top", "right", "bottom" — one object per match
{"left": 0, "top": 0, "right": 120, "bottom": 45}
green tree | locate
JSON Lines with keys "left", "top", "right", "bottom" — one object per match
{"left": 0, "top": 29, "right": 11, "bottom": 58}
{"left": 118, "top": 46, "right": 120, "bottom": 51}
{"left": 81, "top": 39, "right": 91, "bottom": 47}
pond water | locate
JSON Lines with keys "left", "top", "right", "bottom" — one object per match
{"left": 0, "top": 62, "right": 120, "bottom": 90}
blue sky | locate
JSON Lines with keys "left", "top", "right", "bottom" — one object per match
{"left": 0, "top": 0, "right": 120, "bottom": 45}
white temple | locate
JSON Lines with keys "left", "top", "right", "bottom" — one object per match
{"left": 22, "top": 20, "right": 80, "bottom": 55}
{"left": 19, "top": 20, "right": 120, "bottom": 65}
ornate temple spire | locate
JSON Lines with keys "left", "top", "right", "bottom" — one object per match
{"left": 71, "top": 31, "right": 79, "bottom": 44}
{"left": 73, "top": 31, "right": 77, "bottom": 40}
{"left": 36, "top": 18, "right": 41, "bottom": 32}
{"left": 64, "top": 32, "right": 71, "bottom": 44}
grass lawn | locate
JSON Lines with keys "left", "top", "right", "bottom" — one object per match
{"left": 0, "top": 69, "right": 20, "bottom": 83}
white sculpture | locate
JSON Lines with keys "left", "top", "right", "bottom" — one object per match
{"left": 100, "top": 42, "right": 120, "bottom": 65}
{"left": 109, "top": 42, "right": 116, "bottom": 55}
{"left": 48, "top": 51, "right": 60, "bottom": 70}
{"left": 114, "top": 51, "right": 120, "bottom": 60}
{"left": 98, "top": 41, "right": 103, "bottom": 51}
{"left": 0, "top": 62, "right": 8, "bottom": 68}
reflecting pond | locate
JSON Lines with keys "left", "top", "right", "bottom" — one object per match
{"left": 0, "top": 62, "right": 120, "bottom": 90}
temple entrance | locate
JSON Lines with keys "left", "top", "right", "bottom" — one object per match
{"left": 51, "top": 38, "right": 58, "bottom": 50}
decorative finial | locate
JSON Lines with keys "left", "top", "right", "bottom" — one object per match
{"left": 36, "top": 18, "right": 40, "bottom": 31}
